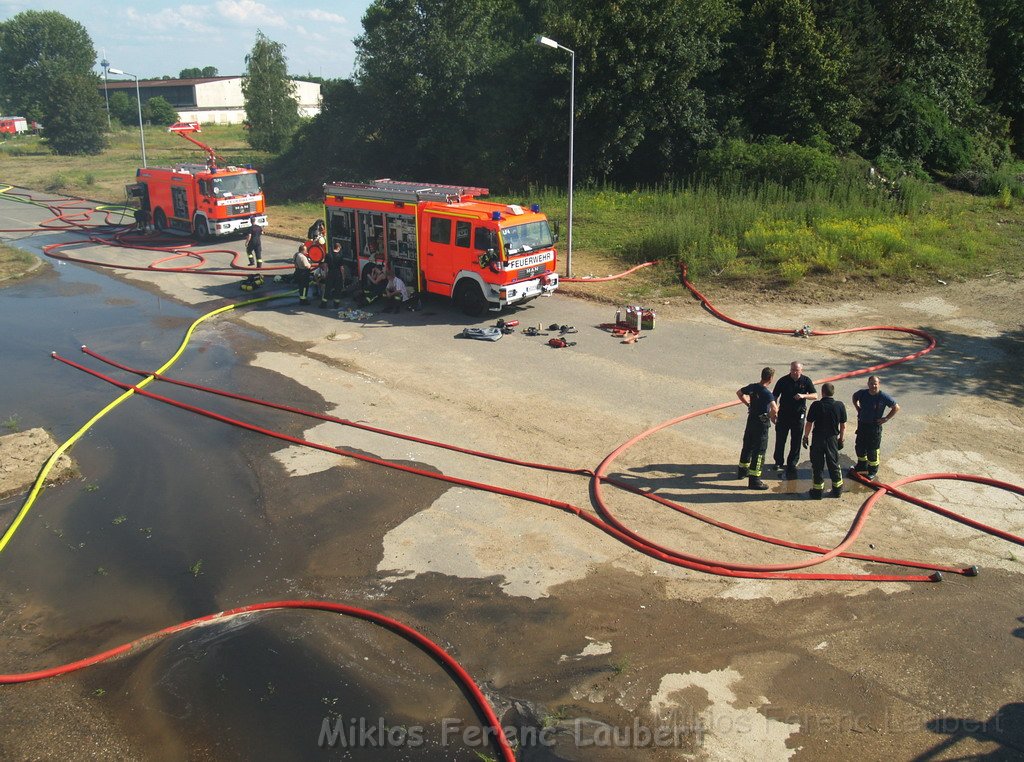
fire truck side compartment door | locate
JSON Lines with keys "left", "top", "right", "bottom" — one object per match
{"left": 424, "top": 215, "right": 455, "bottom": 293}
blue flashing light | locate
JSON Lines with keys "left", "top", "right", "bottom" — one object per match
{"left": 530, "top": 204, "right": 540, "bottom": 213}
{"left": 491, "top": 211, "right": 502, "bottom": 221}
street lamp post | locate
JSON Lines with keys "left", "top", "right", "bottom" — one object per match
{"left": 100, "top": 56, "right": 111, "bottom": 129}
{"left": 534, "top": 34, "right": 575, "bottom": 278}
{"left": 107, "top": 67, "right": 147, "bottom": 167}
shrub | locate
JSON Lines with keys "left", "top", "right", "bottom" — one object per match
{"left": 779, "top": 257, "right": 808, "bottom": 283}
{"left": 45, "top": 173, "right": 70, "bottom": 191}
{"left": 697, "top": 137, "right": 840, "bottom": 189}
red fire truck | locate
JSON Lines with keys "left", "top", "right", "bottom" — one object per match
{"left": 322, "top": 179, "right": 559, "bottom": 314}
{"left": 126, "top": 122, "right": 266, "bottom": 239}
{"left": 0, "top": 117, "right": 28, "bottom": 134}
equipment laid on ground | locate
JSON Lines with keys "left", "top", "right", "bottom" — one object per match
{"left": 322, "top": 179, "right": 560, "bottom": 316}
{"left": 617, "top": 305, "right": 655, "bottom": 331}
{"left": 548, "top": 337, "right": 576, "bottom": 348}
{"left": 461, "top": 327, "right": 503, "bottom": 341}
{"left": 125, "top": 122, "right": 267, "bottom": 240}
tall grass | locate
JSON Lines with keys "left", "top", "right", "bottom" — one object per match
{"left": 513, "top": 171, "right": 964, "bottom": 283}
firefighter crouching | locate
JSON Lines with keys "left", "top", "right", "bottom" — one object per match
{"left": 736, "top": 366, "right": 779, "bottom": 490}
{"left": 802, "top": 382, "right": 848, "bottom": 499}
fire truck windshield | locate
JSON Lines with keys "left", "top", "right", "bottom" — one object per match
{"left": 501, "top": 220, "right": 554, "bottom": 255}
{"left": 211, "top": 173, "right": 261, "bottom": 198}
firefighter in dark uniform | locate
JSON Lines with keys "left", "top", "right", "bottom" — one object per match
{"left": 772, "top": 361, "right": 817, "bottom": 479}
{"left": 802, "top": 382, "right": 847, "bottom": 499}
{"left": 241, "top": 215, "right": 264, "bottom": 292}
{"left": 851, "top": 375, "right": 900, "bottom": 480}
{"left": 736, "top": 366, "right": 779, "bottom": 490}
{"left": 320, "top": 241, "right": 347, "bottom": 309}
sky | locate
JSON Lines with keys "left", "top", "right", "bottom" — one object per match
{"left": 0, "top": 0, "right": 373, "bottom": 80}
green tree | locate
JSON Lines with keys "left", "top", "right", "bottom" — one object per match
{"left": 537, "top": 0, "right": 736, "bottom": 183}
{"left": 978, "top": 0, "right": 1024, "bottom": 154}
{"left": 142, "top": 96, "right": 178, "bottom": 126}
{"left": 883, "top": 0, "right": 990, "bottom": 128}
{"left": 242, "top": 30, "right": 300, "bottom": 152}
{"left": 108, "top": 91, "right": 137, "bottom": 125}
{"left": 0, "top": 10, "right": 96, "bottom": 122}
{"left": 179, "top": 66, "right": 219, "bottom": 79}
{"left": 41, "top": 70, "right": 107, "bottom": 155}
{"left": 724, "top": 0, "right": 857, "bottom": 149}
{"left": 354, "top": 0, "right": 519, "bottom": 182}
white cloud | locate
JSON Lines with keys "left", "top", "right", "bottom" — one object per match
{"left": 123, "top": 6, "right": 216, "bottom": 35}
{"left": 297, "top": 9, "right": 346, "bottom": 24}
{"left": 214, "top": 0, "right": 286, "bottom": 27}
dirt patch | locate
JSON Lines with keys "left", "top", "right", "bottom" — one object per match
{"left": 0, "top": 428, "right": 78, "bottom": 502}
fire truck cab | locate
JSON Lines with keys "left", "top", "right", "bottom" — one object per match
{"left": 323, "top": 179, "right": 559, "bottom": 314}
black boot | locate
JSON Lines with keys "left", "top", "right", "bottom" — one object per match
{"left": 829, "top": 485, "right": 843, "bottom": 498}
{"left": 809, "top": 488, "right": 824, "bottom": 500}
{"left": 748, "top": 477, "right": 769, "bottom": 491}
{"left": 737, "top": 466, "right": 748, "bottom": 479}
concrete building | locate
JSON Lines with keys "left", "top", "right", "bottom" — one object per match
{"left": 100, "top": 76, "right": 321, "bottom": 125}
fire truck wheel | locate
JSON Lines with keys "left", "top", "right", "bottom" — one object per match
{"left": 153, "top": 208, "right": 167, "bottom": 232}
{"left": 455, "top": 280, "right": 488, "bottom": 317}
{"left": 194, "top": 216, "right": 210, "bottom": 241}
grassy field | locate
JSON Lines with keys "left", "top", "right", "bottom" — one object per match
{"left": 2, "top": 125, "right": 1022, "bottom": 302}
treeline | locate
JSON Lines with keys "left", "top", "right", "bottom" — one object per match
{"left": 275, "top": 0, "right": 1023, "bottom": 197}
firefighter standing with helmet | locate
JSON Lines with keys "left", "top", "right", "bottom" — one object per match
{"left": 802, "top": 382, "right": 847, "bottom": 499}
{"left": 736, "top": 367, "right": 779, "bottom": 490}
{"left": 241, "top": 216, "right": 264, "bottom": 292}
{"left": 851, "top": 375, "right": 900, "bottom": 480}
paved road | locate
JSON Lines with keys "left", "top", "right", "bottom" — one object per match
{"left": 2, "top": 191, "right": 1022, "bottom": 761}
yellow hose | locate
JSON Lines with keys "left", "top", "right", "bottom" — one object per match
{"left": 0, "top": 292, "right": 290, "bottom": 553}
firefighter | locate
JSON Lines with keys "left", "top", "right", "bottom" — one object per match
{"left": 802, "top": 382, "right": 847, "bottom": 499}
{"left": 320, "top": 241, "right": 347, "bottom": 309}
{"left": 736, "top": 367, "right": 779, "bottom": 490}
{"left": 245, "top": 215, "right": 264, "bottom": 268}
{"left": 241, "top": 216, "right": 265, "bottom": 292}
{"left": 851, "top": 375, "right": 900, "bottom": 480}
{"left": 772, "top": 361, "right": 817, "bottom": 479}
{"left": 358, "top": 262, "right": 387, "bottom": 305}
{"left": 381, "top": 266, "right": 411, "bottom": 313}
{"left": 294, "top": 243, "right": 314, "bottom": 305}
{"left": 307, "top": 218, "right": 326, "bottom": 243}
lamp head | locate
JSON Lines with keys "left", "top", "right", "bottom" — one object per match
{"left": 107, "top": 67, "right": 126, "bottom": 75}
{"left": 534, "top": 35, "right": 559, "bottom": 49}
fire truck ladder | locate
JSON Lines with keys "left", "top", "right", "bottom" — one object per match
{"left": 323, "top": 179, "right": 489, "bottom": 204}
{"left": 168, "top": 121, "right": 226, "bottom": 169}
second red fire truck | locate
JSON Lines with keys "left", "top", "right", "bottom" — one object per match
{"left": 322, "top": 179, "right": 559, "bottom": 314}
